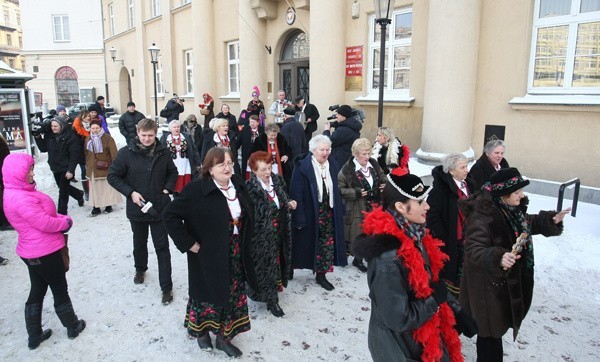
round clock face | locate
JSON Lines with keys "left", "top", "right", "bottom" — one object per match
{"left": 286, "top": 7, "right": 296, "bottom": 25}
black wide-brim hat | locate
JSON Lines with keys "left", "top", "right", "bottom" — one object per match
{"left": 488, "top": 167, "right": 530, "bottom": 197}
{"left": 387, "top": 167, "right": 431, "bottom": 201}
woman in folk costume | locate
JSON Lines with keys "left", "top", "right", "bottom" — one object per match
{"left": 84, "top": 119, "right": 122, "bottom": 216}
{"left": 200, "top": 118, "right": 241, "bottom": 175}
{"left": 252, "top": 122, "right": 293, "bottom": 188}
{"left": 371, "top": 126, "right": 410, "bottom": 175}
{"left": 199, "top": 93, "right": 215, "bottom": 130}
{"left": 160, "top": 120, "right": 200, "bottom": 194}
{"left": 244, "top": 86, "right": 266, "bottom": 126}
{"left": 352, "top": 167, "right": 477, "bottom": 362}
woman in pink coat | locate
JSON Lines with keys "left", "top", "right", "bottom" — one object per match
{"left": 2, "top": 153, "right": 86, "bottom": 349}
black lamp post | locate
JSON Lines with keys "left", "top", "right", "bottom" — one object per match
{"left": 374, "top": 0, "right": 391, "bottom": 128}
{"left": 148, "top": 42, "right": 160, "bottom": 125}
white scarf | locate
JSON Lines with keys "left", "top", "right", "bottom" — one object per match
{"left": 371, "top": 137, "right": 401, "bottom": 166}
{"left": 311, "top": 156, "right": 334, "bottom": 208}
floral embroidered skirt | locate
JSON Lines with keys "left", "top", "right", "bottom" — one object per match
{"left": 316, "top": 201, "right": 335, "bottom": 274}
{"left": 183, "top": 234, "right": 250, "bottom": 340}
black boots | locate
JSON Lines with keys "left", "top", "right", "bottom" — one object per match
{"left": 215, "top": 334, "right": 243, "bottom": 357}
{"left": 352, "top": 257, "right": 368, "bottom": 272}
{"left": 197, "top": 333, "right": 213, "bottom": 350}
{"left": 267, "top": 301, "right": 285, "bottom": 317}
{"left": 55, "top": 302, "right": 86, "bottom": 339}
{"left": 82, "top": 180, "right": 89, "bottom": 201}
{"left": 25, "top": 303, "right": 52, "bottom": 350}
{"left": 316, "top": 273, "right": 334, "bottom": 291}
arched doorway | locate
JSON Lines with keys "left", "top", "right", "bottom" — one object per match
{"left": 54, "top": 66, "right": 79, "bottom": 107}
{"left": 279, "top": 30, "right": 309, "bottom": 102}
{"left": 118, "top": 67, "right": 132, "bottom": 112}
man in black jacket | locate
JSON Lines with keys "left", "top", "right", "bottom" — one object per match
{"left": 236, "top": 115, "right": 263, "bottom": 177}
{"left": 118, "top": 101, "right": 146, "bottom": 146}
{"left": 108, "top": 119, "right": 178, "bottom": 305}
{"left": 164, "top": 95, "right": 184, "bottom": 122}
{"left": 34, "top": 116, "right": 84, "bottom": 215}
{"left": 323, "top": 105, "right": 362, "bottom": 167}
{"left": 280, "top": 107, "right": 306, "bottom": 161}
{"left": 294, "top": 96, "right": 320, "bottom": 148}
{"left": 94, "top": 96, "right": 106, "bottom": 120}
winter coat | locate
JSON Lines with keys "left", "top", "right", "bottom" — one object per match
{"left": 252, "top": 133, "right": 292, "bottom": 186}
{"left": 35, "top": 127, "right": 81, "bottom": 174}
{"left": 159, "top": 131, "right": 201, "bottom": 171}
{"left": 299, "top": 103, "right": 320, "bottom": 135}
{"left": 280, "top": 117, "right": 306, "bottom": 161}
{"left": 426, "top": 165, "right": 475, "bottom": 288}
{"left": 84, "top": 133, "right": 119, "bottom": 179}
{"left": 118, "top": 111, "right": 146, "bottom": 146}
{"left": 289, "top": 153, "right": 347, "bottom": 270}
{"left": 165, "top": 99, "right": 184, "bottom": 122}
{"left": 2, "top": 153, "right": 72, "bottom": 259}
{"left": 72, "top": 117, "right": 90, "bottom": 165}
{"left": 352, "top": 214, "right": 451, "bottom": 362}
{"left": 215, "top": 112, "right": 238, "bottom": 136}
{"left": 236, "top": 125, "right": 264, "bottom": 173}
{"left": 201, "top": 101, "right": 215, "bottom": 129}
{"left": 459, "top": 192, "right": 563, "bottom": 339}
{"left": 200, "top": 130, "right": 241, "bottom": 175}
{"left": 0, "top": 135, "right": 9, "bottom": 186}
{"left": 162, "top": 175, "right": 257, "bottom": 306}
{"left": 107, "top": 139, "right": 177, "bottom": 222}
{"left": 245, "top": 173, "right": 292, "bottom": 303}
{"left": 323, "top": 117, "right": 362, "bottom": 166}
{"left": 338, "top": 157, "right": 384, "bottom": 245}
{"left": 467, "top": 153, "right": 509, "bottom": 192}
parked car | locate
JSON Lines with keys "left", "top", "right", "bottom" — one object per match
{"left": 68, "top": 102, "right": 116, "bottom": 118}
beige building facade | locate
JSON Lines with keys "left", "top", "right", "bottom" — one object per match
{"left": 0, "top": 0, "right": 23, "bottom": 71}
{"left": 102, "top": 0, "right": 600, "bottom": 188}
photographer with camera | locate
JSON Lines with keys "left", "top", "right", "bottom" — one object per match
{"left": 323, "top": 104, "right": 362, "bottom": 167}
{"left": 164, "top": 95, "right": 185, "bottom": 123}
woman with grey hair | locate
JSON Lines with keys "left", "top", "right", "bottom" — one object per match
{"left": 252, "top": 122, "right": 292, "bottom": 187}
{"left": 160, "top": 119, "right": 200, "bottom": 194}
{"left": 371, "top": 127, "right": 410, "bottom": 174}
{"left": 467, "top": 139, "right": 509, "bottom": 191}
{"left": 290, "top": 134, "right": 347, "bottom": 290}
{"left": 338, "top": 138, "right": 385, "bottom": 272}
{"left": 200, "top": 118, "right": 240, "bottom": 174}
{"left": 426, "top": 153, "right": 475, "bottom": 296}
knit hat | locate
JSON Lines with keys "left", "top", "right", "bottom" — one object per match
{"left": 386, "top": 167, "right": 431, "bottom": 201}
{"left": 336, "top": 105, "right": 352, "bottom": 118}
{"left": 283, "top": 107, "right": 296, "bottom": 116}
{"left": 96, "top": 96, "right": 105, "bottom": 101}
{"left": 88, "top": 104, "right": 100, "bottom": 113}
{"left": 127, "top": 101, "right": 136, "bottom": 107}
{"left": 51, "top": 116, "right": 68, "bottom": 131}
{"left": 487, "top": 167, "right": 530, "bottom": 197}
{"left": 90, "top": 119, "right": 102, "bottom": 128}
{"left": 56, "top": 105, "right": 66, "bottom": 113}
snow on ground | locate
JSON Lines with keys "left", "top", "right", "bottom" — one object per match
{"left": 0, "top": 127, "right": 599, "bottom": 361}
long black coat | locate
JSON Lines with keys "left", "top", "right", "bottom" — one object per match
{"left": 252, "top": 133, "right": 292, "bottom": 186}
{"left": 245, "top": 173, "right": 292, "bottom": 303}
{"left": 426, "top": 165, "right": 475, "bottom": 288}
{"left": 459, "top": 192, "right": 563, "bottom": 339}
{"left": 300, "top": 103, "right": 320, "bottom": 136}
{"left": 279, "top": 117, "right": 306, "bottom": 161}
{"left": 165, "top": 99, "right": 184, "bottom": 122}
{"left": 236, "top": 125, "right": 264, "bottom": 173}
{"left": 467, "top": 153, "right": 509, "bottom": 192}
{"left": 290, "top": 153, "right": 347, "bottom": 270}
{"left": 323, "top": 117, "right": 362, "bottom": 167}
{"left": 118, "top": 110, "right": 146, "bottom": 146}
{"left": 35, "top": 128, "right": 81, "bottom": 174}
{"left": 107, "top": 140, "right": 177, "bottom": 222}
{"left": 162, "top": 175, "right": 257, "bottom": 306}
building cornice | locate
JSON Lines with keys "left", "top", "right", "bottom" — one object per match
{"left": 104, "top": 27, "right": 136, "bottom": 42}
{"left": 21, "top": 49, "right": 103, "bottom": 56}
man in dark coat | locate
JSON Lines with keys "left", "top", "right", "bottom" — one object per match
{"left": 119, "top": 101, "right": 146, "bottom": 146}
{"left": 108, "top": 119, "right": 178, "bottom": 305}
{"left": 467, "top": 139, "right": 509, "bottom": 191}
{"left": 34, "top": 116, "right": 84, "bottom": 215}
{"left": 165, "top": 95, "right": 185, "bottom": 122}
{"left": 279, "top": 107, "right": 306, "bottom": 162}
{"left": 236, "top": 115, "right": 264, "bottom": 175}
{"left": 323, "top": 105, "right": 362, "bottom": 167}
{"left": 294, "top": 96, "right": 320, "bottom": 148}
{"left": 94, "top": 96, "right": 106, "bottom": 120}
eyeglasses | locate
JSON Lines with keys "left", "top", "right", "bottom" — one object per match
{"left": 214, "top": 161, "right": 234, "bottom": 170}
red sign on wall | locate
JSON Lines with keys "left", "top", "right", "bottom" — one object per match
{"left": 345, "top": 46, "right": 363, "bottom": 77}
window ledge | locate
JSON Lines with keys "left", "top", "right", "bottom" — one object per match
{"left": 219, "top": 94, "right": 241, "bottom": 101}
{"left": 509, "top": 94, "right": 600, "bottom": 112}
{"left": 354, "top": 94, "right": 415, "bottom": 107}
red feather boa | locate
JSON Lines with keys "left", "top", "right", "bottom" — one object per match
{"left": 362, "top": 207, "right": 463, "bottom": 362}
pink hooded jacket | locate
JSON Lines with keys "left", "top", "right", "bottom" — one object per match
{"left": 2, "top": 153, "right": 72, "bottom": 259}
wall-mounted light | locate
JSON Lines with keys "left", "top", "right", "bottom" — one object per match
{"left": 109, "top": 47, "right": 124, "bottom": 65}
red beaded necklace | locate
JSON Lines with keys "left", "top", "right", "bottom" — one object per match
{"left": 219, "top": 186, "right": 237, "bottom": 202}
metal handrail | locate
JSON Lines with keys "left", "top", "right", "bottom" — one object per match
{"left": 557, "top": 178, "right": 580, "bottom": 217}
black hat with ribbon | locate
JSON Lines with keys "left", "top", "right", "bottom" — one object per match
{"left": 486, "top": 167, "right": 530, "bottom": 197}
{"left": 386, "top": 167, "right": 431, "bottom": 201}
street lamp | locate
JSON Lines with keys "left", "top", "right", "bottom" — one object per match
{"left": 108, "top": 47, "right": 124, "bottom": 65}
{"left": 148, "top": 42, "right": 160, "bottom": 125}
{"left": 374, "top": 0, "right": 392, "bottom": 128}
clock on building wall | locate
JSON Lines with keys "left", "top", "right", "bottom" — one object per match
{"left": 286, "top": 7, "right": 296, "bottom": 25}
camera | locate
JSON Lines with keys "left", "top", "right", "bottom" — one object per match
{"left": 325, "top": 104, "right": 366, "bottom": 124}
{"left": 29, "top": 112, "right": 50, "bottom": 137}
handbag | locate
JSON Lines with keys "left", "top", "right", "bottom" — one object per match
{"left": 92, "top": 141, "right": 110, "bottom": 170}
{"left": 61, "top": 234, "right": 70, "bottom": 272}
{"left": 160, "top": 106, "right": 171, "bottom": 118}
{"left": 200, "top": 108, "right": 210, "bottom": 116}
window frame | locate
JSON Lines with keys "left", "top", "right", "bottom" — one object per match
{"left": 51, "top": 15, "right": 70, "bottom": 42}
{"left": 227, "top": 40, "right": 240, "bottom": 96}
{"left": 367, "top": 7, "right": 413, "bottom": 98}
{"left": 156, "top": 55, "right": 164, "bottom": 96}
{"left": 527, "top": 0, "right": 600, "bottom": 95}
{"left": 6, "top": 34, "right": 11, "bottom": 46}
{"left": 128, "top": 0, "right": 135, "bottom": 29}
{"left": 108, "top": 3, "right": 115, "bottom": 36}
{"left": 151, "top": 0, "right": 161, "bottom": 18}
{"left": 184, "top": 49, "right": 194, "bottom": 96}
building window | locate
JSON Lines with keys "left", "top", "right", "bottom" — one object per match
{"left": 151, "top": 0, "right": 160, "bottom": 18}
{"left": 227, "top": 41, "right": 240, "bottom": 95}
{"left": 128, "top": 0, "right": 135, "bottom": 28}
{"left": 52, "top": 15, "right": 70, "bottom": 42}
{"left": 16, "top": 12, "right": 19, "bottom": 25}
{"left": 8, "top": 59, "right": 14, "bottom": 68}
{"left": 368, "top": 8, "right": 412, "bottom": 96}
{"left": 3, "top": 8, "right": 9, "bottom": 25}
{"left": 6, "top": 34, "right": 11, "bottom": 46}
{"left": 18, "top": 36, "right": 21, "bottom": 48}
{"left": 184, "top": 50, "right": 194, "bottom": 95}
{"left": 156, "top": 56, "right": 164, "bottom": 96}
{"left": 109, "top": 3, "right": 115, "bottom": 36}
{"left": 33, "top": 65, "right": 39, "bottom": 72}
{"left": 55, "top": 66, "right": 79, "bottom": 107}
{"left": 529, "top": 0, "right": 600, "bottom": 94}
